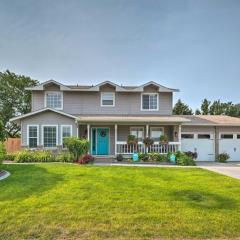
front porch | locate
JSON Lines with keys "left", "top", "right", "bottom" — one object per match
{"left": 78, "top": 122, "right": 182, "bottom": 156}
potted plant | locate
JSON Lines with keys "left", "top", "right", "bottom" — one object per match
{"left": 160, "top": 135, "right": 168, "bottom": 144}
{"left": 143, "top": 137, "right": 154, "bottom": 147}
{"left": 127, "top": 135, "right": 137, "bottom": 145}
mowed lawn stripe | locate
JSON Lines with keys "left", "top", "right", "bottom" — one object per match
{"left": 0, "top": 164, "right": 240, "bottom": 240}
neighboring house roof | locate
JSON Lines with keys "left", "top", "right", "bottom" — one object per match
{"left": 10, "top": 108, "right": 78, "bottom": 123}
{"left": 181, "top": 115, "right": 240, "bottom": 126}
{"left": 75, "top": 115, "right": 190, "bottom": 123}
{"left": 26, "top": 80, "right": 179, "bottom": 92}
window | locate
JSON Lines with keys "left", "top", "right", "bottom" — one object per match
{"left": 141, "top": 93, "right": 158, "bottom": 110}
{"left": 198, "top": 134, "right": 211, "bottom": 139}
{"left": 150, "top": 127, "right": 164, "bottom": 142}
{"left": 45, "top": 91, "right": 63, "bottom": 109}
{"left": 237, "top": 135, "right": 240, "bottom": 139}
{"left": 130, "top": 127, "right": 144, "bottom": 142}
{"left": 101, "top": 92, "right": 115, "bottom": 106}
{"left": 43, "top": 125, "right": 58, "bottom": 147}
{"left": 221, "top": 134, "right": 233, "bottom": 139}
{"left": 61, "top": 125, "right": 72, "bottom": 147}
{"left": 181, "top": 134, "right": 194, "bottom": 139}
{"left": 27, "top": 125, "right": 38, "bottom": 148}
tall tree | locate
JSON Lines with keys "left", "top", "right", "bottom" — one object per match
{"left": 0, "top": 70, "right": 39, "bottom": 137}
{"left": 200, "top": 98, "right": 211, "bottom": 115}
{"left": 209, "top": 100, "right": 224, "bottom": 115}
{"left": 173, "top": 99, "right": 193, "bottom": 115}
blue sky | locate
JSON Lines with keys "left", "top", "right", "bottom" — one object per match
{"left": 0, "top": 0, "right": 240, "bottom": 110}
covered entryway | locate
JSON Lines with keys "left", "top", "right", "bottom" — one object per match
{"left": 91, "top": 128, "right": 109, "bottom": 155}
{"left": 219, "top": 133, "right": 240, "bottom": 161}
{"left": 181, "top": 133, "right": 215, "bottom": 161}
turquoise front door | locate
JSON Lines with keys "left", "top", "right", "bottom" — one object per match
{"left": 92, "top": 128, "right": 109, "bottom": 155}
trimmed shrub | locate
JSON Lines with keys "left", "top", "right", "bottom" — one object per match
{"left": 217, "top": 153, "right": 230, "bottom": 163}
{"left": 15, "top": 150, "right": 54, "bottom": 163}
{"left": 78, "top": 154, "right": 94, "bottom": 164}
{"left": 175, "top": 151, "right": 196, "bottom": 166}
{"left": 64, "top": 137, "right": 89, "bottom": 161}
{"left": 5, "top": 153, "right": 17, "bottom": 161}
{"left": 138, "top": 153, "right": 149, "bottom": 162}
{"left": 0, "top": 142, "right": 6, "bottom": 163}
{"left": 55, "top": 152, "right": 74, "bottom": 162}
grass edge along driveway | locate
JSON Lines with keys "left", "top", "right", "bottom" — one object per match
{"left": 0, "top": 163, "right": 240, "bottom": 240}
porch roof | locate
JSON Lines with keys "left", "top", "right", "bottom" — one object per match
{"left": 76, "top": 115, "right": 190, "bottom": 124}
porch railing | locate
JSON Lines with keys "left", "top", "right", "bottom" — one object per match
{"left": 116, "top": 142, "right": 181, "bottom": 155}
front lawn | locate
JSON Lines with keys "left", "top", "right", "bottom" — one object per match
{"left": 0, "top": 164, "right": 240, "bottom": 239}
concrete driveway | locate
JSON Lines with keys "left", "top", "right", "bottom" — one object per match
{"left": 197, "top": 162, "right": 240, "bottom": 179}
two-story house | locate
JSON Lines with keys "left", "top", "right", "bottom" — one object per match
{"left": 11, "top": 80, "right": 240, "bottom": 161}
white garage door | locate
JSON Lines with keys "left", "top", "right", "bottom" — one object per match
{"left": 219, "top": 133, "right": 240, "bottom": 161}
{"left": 181, "top": 133, "right": 215, "bottom": 161}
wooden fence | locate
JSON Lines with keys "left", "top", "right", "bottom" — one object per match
{"left": 4, "top": 138, "right": 21, "bottom": 153}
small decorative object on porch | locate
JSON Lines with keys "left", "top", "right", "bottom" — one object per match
{"left": 116, "top": 154, "right": 123, "bottom": 162}
{"left": 132, "top": 153, "right": 138, "bottom": 162}
{"left": 159, "top": 135, "right": 169, "bottom": 144}
{"left": 169, "top": 153, "right": 176, "bottom": 163}
{"left": 127, "top": 135, "right": 137, "bottom": 145}
{"left": 143, "top": 137, "right": 154, "bottom": 147}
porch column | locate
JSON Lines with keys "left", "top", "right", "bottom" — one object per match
{"left": 146, "top": 124, "right": 149, "bottom": 137}
{"left": 178, "top": 125, "right": 182, "bottom": 151}
{"left": 87, "top": 124, "right": 90, "bottom": 141}
{"left": 115, "top": 124, "right": 118, "bottom": 155}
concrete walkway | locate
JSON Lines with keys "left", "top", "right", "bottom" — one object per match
{"left": 197, "top": 162, "right": 240, "bottom": 179}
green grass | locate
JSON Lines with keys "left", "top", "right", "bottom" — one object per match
{"left": 0, "top": 164, "right": 240, "bottom": 240}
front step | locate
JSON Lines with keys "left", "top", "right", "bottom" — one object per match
{"left": 94, "top": 156, "right": 116, "bottom": 163}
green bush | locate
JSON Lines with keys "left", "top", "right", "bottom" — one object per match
{"left": 175, "top": 151, "right": 196, "bottom": 166}
{"left": 138, "top": 153, "right": 149, "bottom": 162}
{"left": 217, "top": 153, "right": 230, "bottom": 163}
{"left": 138, "top": 152, "right": 168, "bottom": 162}
{"left": 64, "top": 137, "right": 89, "bottom": 161}
{"left": 5, "top": 153, "right": 17, "bottom": 161}
{"left": 55, "top": 152, "right": 74, "bottom": 162}
{"left": 0, "top": 142, "right": 6, "bottom": 163}
{"left": 15, "top": 150, "right": 54, "bottom": 163}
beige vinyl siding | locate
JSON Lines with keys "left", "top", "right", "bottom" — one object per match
{"left": 21, "top": 111, "right": 77, "bottom": 147}
{"left": 181, "top": 126, "right": 215, "bottom": 135}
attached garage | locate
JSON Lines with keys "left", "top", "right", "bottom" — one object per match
{"left": 219, "top": 133, "right": 240, "bottom": 161}
{"left": 181, "top": 132, "right": 215, "bottom": 161}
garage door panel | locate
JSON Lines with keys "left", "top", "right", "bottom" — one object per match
{"left": 219, "top": 139, "right": 240, "bottom": 161}
{"left": 181, "top": 133, "right": 215, "bottom": 161}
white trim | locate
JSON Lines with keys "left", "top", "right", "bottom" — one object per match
{"left": 60, "top": 125, "right": 73, "bottom": 145}
{"left": 115, "top": 124, "right": 118, "bottom": 155}
{"left": 44, "top": 91, "right": 63, "bottom": 110}
{"left": 141, "top": 93, "right": 159, "bottom": 111}
{"left": 100, "top": 92, "right": 115, "bottom": 107}
{"left": 10, "top": 108, "right": 77, "bottom": 122}
{"left": 27, "top": 124, "right": 39, "bottom": 148}
{"left": 41, "top": 125, "right": 58, "bottom": 148}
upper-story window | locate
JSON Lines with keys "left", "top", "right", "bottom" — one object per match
{"left": 141, "top": 93, "right": 158, "bottom": 111}
{"left": 45, "top": 91, "right": 63, "bottom": 110}
{"left": 101, "top": 92, "right": 115, "bottom": 107}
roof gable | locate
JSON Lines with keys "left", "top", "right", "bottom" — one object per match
{"left": 25, "top": 80, "right": 71, "bottom": 91}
